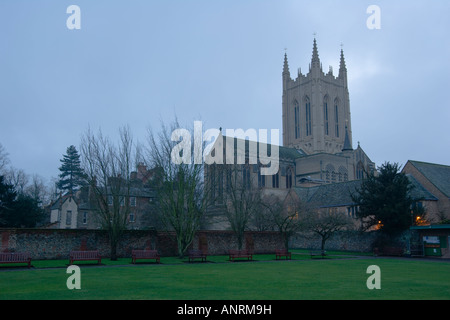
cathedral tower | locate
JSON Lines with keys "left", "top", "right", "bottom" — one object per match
{"left": 282, "top": 38, "right": 352, "bottom": 155}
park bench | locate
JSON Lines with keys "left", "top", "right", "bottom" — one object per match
{"left": 309, "top": 249, "right": 326, "bottom": 258}
{"left": 381, "top": 247, "right": 403, "bottom": 256}
{"left": 69, "top": 250, "right": 102, "bottom": 265}
{"left": 228, "top": 249, "right": 253, "bottom": 262}
{"left": 0, "top": 252, "right": 31, "bottom": 268}
{"left": 275, "top": 249, "right": 291, "bottom": 260}
{"left": 131, "top": 249, "right": 160, "bottom": 264}
{"left": 188, "top": 249, "right": 207, "bottom": 262}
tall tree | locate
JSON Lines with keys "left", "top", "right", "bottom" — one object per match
{"left": 58, "top": 145, "right": 84, "bottom": 195}
{"left": 351, "top": 162, "right": 413, "bottom": 236}
{"left": 81, "top": 126, "right": 135, "bottom": 260}
{"left": 221, "top": 165, "right": 261, "bottom": 250}
{"left": 146, "top": 119, "right": 210, "bottom": 258}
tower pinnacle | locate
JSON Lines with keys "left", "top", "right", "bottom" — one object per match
{"left": 311, "top": 38, "right": 321, "bottom": 69}
{"left": 339, "top": 48, "right": 347, "bottom": 78}
{"left": 283, "top": 51, "right": 290, "bottom": 76}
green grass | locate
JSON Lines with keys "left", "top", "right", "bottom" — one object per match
{"left": 1, "top": 254, "right": 449, "bottom": 300}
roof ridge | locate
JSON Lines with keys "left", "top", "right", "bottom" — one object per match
{"left": 409, "top": 160, "right": 450, "bottom": 168}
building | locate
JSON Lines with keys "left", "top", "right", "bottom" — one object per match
{"left": 204, "top": 38, "right": 377, "bottom": 229}
{"left": 48, "top": 163, "right": 157, "bottom": 230}
{"left": 402, "top": 160, "right": 450, "bottom": 223}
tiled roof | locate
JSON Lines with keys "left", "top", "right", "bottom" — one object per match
{"left": 294, "top": 174, "right": 437, "bottom": 208}
{"left": 217, "top": 135, "right": 307, "bottom": 162}
{"left": 408, "top": 160, "right": 450, "bottom": 198}
{"left": 295, "top": 180, "right": 362, "bottom": 208}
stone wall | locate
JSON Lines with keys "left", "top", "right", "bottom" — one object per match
{"left": 0, "top": 228, "right": 283, "bottom": 260}
{"left": 290, "top": 230, "right": 378, "bottom": 252}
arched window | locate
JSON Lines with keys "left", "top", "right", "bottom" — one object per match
{"left": 334, "top": 98, "right": 340, "bottom": 138}
{"left": 338, "top": 166, "right": 348, "bottom": 182}
{"left": 272, "top": 172, "right": 279, "bottom": 188}
{"left": 356, "top": 161, "right": 364, "bottom": 180}
{"left": 323, "top": 96, "right": 329, "bottom": 136}
{"left": 325, "top": 164, "right": 335, "bottom": 184}
{"left": 242, "top": 164, "right": 251, "bottom": 189}
{"left": 305, "top": 96, "right": 311, "bottom": 136}
{"left": 258, "top": 165, "right": 265, "bottom": 188}
{"left": 286, "top": 167, "right": 293, "bottom": 189}
{"left": 294, "top": 100, "right": 300, "bottom": 139}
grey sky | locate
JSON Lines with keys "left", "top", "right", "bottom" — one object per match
{"left": 0, "top": 0, "right": 449, "bottom": 183}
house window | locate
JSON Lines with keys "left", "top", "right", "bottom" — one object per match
{"left": 129, "top": 212, "right": 135, "bottom": 223}
{"left": 130, "top": 196, "right": 136, "bottom": 207}
{"left": 82, "top": 212, "right": 88, "bottom": 224}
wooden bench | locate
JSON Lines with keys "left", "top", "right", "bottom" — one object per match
{"left": 310, "top": 250, "right": 326, "bottom": 258}
{"left": 0, "top": 252, "right": 31, "bottom": 268}
{"left": 188, "top": 249, "right": 207, "bottom": 262}
{"left": 131, "top": 249, "right": 160, "bottom": 264}
{"left": 69, "top": 250, "right": 101, "bottom": 265}
{"left": 275, "top": 249, "right": 291, "bottom": 260}
{"left": 228, "top": 249, "right": 253, "bottom": 262}
{"left": 374, "top": 247, "right": 403, "bottom": 257}
{"left": 381, "top": 247, "right": 403, "bottom": 256}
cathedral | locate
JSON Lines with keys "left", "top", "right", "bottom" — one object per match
{"left": 203, "top": 38, "right": 377, "bottom": 229}
{"left": 281, "top": 38, "right": 375, "bottom": 185}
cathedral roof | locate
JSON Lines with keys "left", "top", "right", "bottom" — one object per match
{"left": 294, "top": 174, "right": 437, "bottom": 209}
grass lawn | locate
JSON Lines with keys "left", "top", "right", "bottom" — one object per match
{"left": 0, "top": 253, "right": 449, "bottom": 300}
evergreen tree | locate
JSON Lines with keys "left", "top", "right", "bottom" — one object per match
{"left": 57, "top": 145, "right": 85, "bottom": 194}
{"left": 351, "top": 162, "right": 413, "bottom": 236}
{"left": 0, "top": 175, "right": 44, "bottom": 227}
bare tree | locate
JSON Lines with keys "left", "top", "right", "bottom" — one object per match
{"left": 300, "top": 209, "right": 353, "bottom": 252}
{"left": 80, "top": 126, "right": 135, "bottom": 260}
{"left": 0, "top": 143, "right": 9, "bottom": 174}
{"left": 220, "top": 164, "right": 262, "bottom": 250}
{"left": 145, "top": 119, "right": 210, "bottom": 258}
{"left": 261, "top": 192, "right": 305, "bottom": 250}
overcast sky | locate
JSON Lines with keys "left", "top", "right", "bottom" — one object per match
{"left": 0, "top": 0, "right": 449, "bottom": 183}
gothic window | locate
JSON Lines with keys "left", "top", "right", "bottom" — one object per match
{"left": 356, "top": 161, "right": 364, "bottom": 180}
{"left": 323, "top": 96, "right": 329, "bottom": 136}
{"left": 334, "top": 98, "right": 339, "bottom": 138}
{"left": 305, "top": 96, "right": 312, "bottom": 136}
{"left": 272, "top": 172, "right": 279, "bottom": 188}
{"left": 286, "top": 167, "right": 293, "bottom": 189}
{"left": 242, "top": 164, "right": 251, "bottom": 189}
{"left": 217, "top": 166, "right": 223, "bottom": 204}
{"left": 258, "top": 166, "right": 266, "bottom": 188}
{"left": 325, "top": 164, "right": 335, "bottom": 184}
{"left": 209, "top": 165, "right": 216, "bottom": 200}
{"left": 338, "top": 166, "right": 348, "bottom": 182}
{"left": 294, "top": 100, "right": 300, "bottom": 139}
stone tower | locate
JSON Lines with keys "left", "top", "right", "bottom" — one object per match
{"left": 282, "top": 38, "right": 352, "bottom": 155}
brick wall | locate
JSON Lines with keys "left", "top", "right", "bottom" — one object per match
{"left": 0, "top": 228, "right": 283, "bottom": 260}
